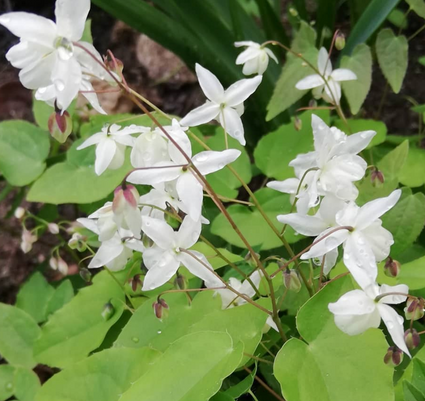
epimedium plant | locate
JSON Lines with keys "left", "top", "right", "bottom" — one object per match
{"left": 0, "top": 1, "right": 425, "bottom": 401}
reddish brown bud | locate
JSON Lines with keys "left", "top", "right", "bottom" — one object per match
{"left": 405, "top": 298, "right": 425, "bottom": 321}
{"left": 283, "top": 269, "right": 301, "bottom": 292}
{"left": 105, "top": 56, "right": 124, "bottom": 76}
{"left": 294, "top": 116, "right": 302, "bottom": 131}
{"left": 174, "top": 273, "right": 187, "bottom": 290}
{"left": 153, "top": 298, "right": 169, "bottom": 320}
{"left": 405, "top": 328, "right": 421, "bottom": 350}
{"left": 383, "top": 346, "right": 403, "bottom": 366}
{"left": 384, "top": 257, "right": 400, "bottom": 278}
{"left": 371, "top": 168, "right": 385, "bottom": 185}
{"left": 129, "top": 274, "right": 142, "bottom": 292}
{"left": 48, "top": 110, "right": 72, "bottom": 143}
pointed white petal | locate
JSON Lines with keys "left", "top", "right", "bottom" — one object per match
{"left": 80, "top": 80, "right": 107, "bottom": 114}
{"left": 277, "top": 213, "right": 328, "bottom": 236}
{"left": 194, "top": 149, "right": 241, "bottom": 175}
{"left": 195, "top": 63, "right": 224, "bottom": 103}
{"left": 301, "top": 228, "right": 350, "bottom": 259}
{"left": 234, "top": 41, "right": 259, "bottom": 48}
{"left": 88, "top": 240, "right": 123, "bottom": 268}
{"left": 362, "top": 220, "right": 393, "bottom": 262}
{"left": 77, "top": 132, "right": 105, "bottom": 149}
{"left": 356, "top": 190, "right": 401, "bottom": 231}
{"left": 55, "top": 0, "right": 91, "bottom": 41}
{"left": 127, "top": 162, "right": 182, "bottom": 185}
{"left": 236, "top": 47, "right": 259, "bottom": 65}
{"left": 343, "top": 130, "right": 376, "bottom": 154}
{"left": 295, "top": 74, "right": 324, "bottom": 90}
{"left": 52, "top": 57, "right": 82, "bottom": 111}
{"left": 76, "top": 217, "right": 99, "bottom": 234}
{"left": 329, "top": 289, "right": 377, "bottom": 315}
{"left": 378, "top": 304, "right": 410, "bottom": 357}
{"left": 142, "top": 249, "right": 180, "bottom": 291}
{"left": 322, "top": 247, "right": 338, "bottom": 275}
{"left": 142, "top": 216, "right": 175, "bottom": 249}
{"left": 332, "top": 308, "right": 381, "bottom": 335}
{"left": 379, "top": 284, "right": 409, "bottom": 305}
{"left": 317, "top": 47, "right": 332, "bottom": 76}
{"left": 240, "top": 270, "right": 262, "bottom": 298}
{"left": 219, "top": 107, "right": 245, "bottom": 145}
{"left": 0, "top": 12, "right": 57, "bottom": 48}
{"left": 265, "top": 47, "right": 278, "bottom": 63}
{"left": 95, "top": 138, "right": 116, "bottom": 176}
{"left": 180, "top": 102, "right": 220, "bottom": 127}
{"left": 168, "top": 130, "right": 192, "bottom": 164}
{"left": 224, "top": 75, "right": 262, "bottom": 107}
{"left": 324, "top": 79, "right": 341, "bottom": 104}
{"left": 267, "top": 178, "right": 300, "bottom": 194}
{"left": 177, "top": 216, "right": 202, "bottom": 249}
{"left": 331, "top": 68, "right": 357, "bottom": 82}
{"left": 18, "top": 52, "right": 56, "bottom": 89}
{"left": 176, "top": 173, "right": 204, "bottom": 221}
{"left": 6, "top": 41, "right": 46, "bottom": 69}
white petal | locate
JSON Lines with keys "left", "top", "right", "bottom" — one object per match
{"left": 127, "top": 162, "right": 182, "bottom": 185}
{"left": 331, "top": 68, "right": 357, "bottom": 82}
{"left": 108, "top": 143, "right": 126, "bottom": 170}
{"left": 77, "top": 132, "right": 106, "bottom": 149}
{"left": 88, "top": 240, "right": 123, "bottom": 268}
{"left": 236, "top": 47, "right": 259, "bottom": 65}
{"left": 76, "top": 217, "right": 99, "bottom": 235}
{"left": 329, "top": 289, "right": 377, "bottom": 316}
{"left": 322, "top": 247, "right": 338, "bottom": 275}
{"left": 142, "top": 216, "right": 175, "bottom": 249}
{"left": 343, "top": 233, "right": 377, "bottom": 290}
{"left": 142, "top": 249, "right": 180, "bottom": 291}
{"left": 343, "top": 130, "right": 376, "bottom": 154}
{"left": 356, "top": 190, "right": 401, "bottom": 231}
{"left": 378, "top": 304, "right": 410, "bottom": 357}
{"left": 0, "top": 12, "right": 57, "bottom": 48}
{"left": 219, "top": 107, "right": 245, "bottom": 145}
{"left": 131, "top": 132, "right": 169, "bottom": 168}
{"left": 277, "top": 213, "right": 328, "bottom": 236}
{"left": 177, "top": 250, "right": 222, "bottom": 287}
{"left": 224, "top": 75, "right": 262, "bottom": 107}
{"left": 362, "top": 220, "right": 393, "bottom": 262}
{"left": 80, "top": 80, "right": 107, "bottom": 114}
{"left": 301, "top": 228, "right": 350, "bottom": 259}
{"left": 317, "top": 195, "right": 347, "bottom": 226}
{"left": 295, "top": 74, "right": 324, "bottom": 90}
{"left": 195, "top": 63, "right": 224, "bottom": 103}
{"left": 194, "top": 149, "right": 241, "bottom": 175}
{"left": 18, "top": 52, "right": 56, "bottom": 89}
{"left": 234, "top": 41, "right": 259, "bottom": 48}
{"left": 324, "top": 79, "right": 341, "bottom": 104}
{"left": 177, "top": 216, "right": 202, "bottom": 249}
{"left": 240, "top": 270, "right": 263, "bottom": 298}
{"left": 180, "top": 102, "right": 220, "bottom": 127}
{"left": 95, "top": 138, "right": 116, "bottom": 176}
{"left": 379, "top": 284, "right": 409, "bottom": 305}
{"left": 332, "top": 308, "right": 381, "bottom": 335}
{"left": 242, "top": 58, "right": 261, "bottom": 76}
{"left": 6, "top": 41, "right": 47, "bottom": 69}
{"left": 265, "top": 48, "right": 278, "bottom": 64}
{"left": 267, "top": 178, "right": 299, "bottom": 194}
{"left": 176, "top": 173, "right": 204, "bottom": 221}
{"left": 55, "top": 0, "right": 91, "bottom": 41}
{"left": 317, "top": 47, "right": 332, "bottom": 76}
{"left": 52, "top": 57, "right": 82, "bottom": 111}
{"left": 168, "top": 130, "right": 192, "bottom": 164}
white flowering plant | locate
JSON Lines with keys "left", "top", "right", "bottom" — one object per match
{"left": 1, "top": 1, "right": 425, "bottom": 401}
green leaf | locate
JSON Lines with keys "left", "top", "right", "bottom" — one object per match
{"left": 225, "top": 364, "right": 257, "bottom": 398}
{"left": 35, "top": 347, "right": 160, "bottom": 401}
{"left": 342, "top": 0, "right": 400, "bottom": 56}
{"left": 0, "top": 304, "right": 41, "bottom": 369}
{"left": 46, "top": 280, "right": 74, "bottom": 316}
{"left": 388, "top": 8, "right": 409, "bottom": 29}
{"left": 33, "top": 271, "right": 125, "bottom": 368}
{"left": 411, "top": 359, "right": 425, "bottom": 395}
{"left": 81, "top": 19, "right": 93, "bottom": 43}
{"left": 399, "top": 145, "right": 425, "bottom": 187}
{"left": 32, "top": 96, "right": 76, "bottom": 131}
{"left": 190, "top": 242, "right": 243, "bottom": 269}
{"left": 0, "top": 365, "right": 15, "bottom": 401}
{"left": 376, "top": 28, "right": 408, "bottom": 94}
{"left": 381, "top": 188, "right": 425, "bottom": 257}
{"left": 255, "top": 110, "right": 329, "bottom": 180}
{"left": 266, "top": 23, "right": 318, "bottom": 120}
{"left": 211, "top": 187, "right": 300, "bottom": 250}
{"left": 13, "top": 368, "right": 41, "bottom": 401}
{"left": 16, "top": 272, "right": 55, "bottom": 323}
{"left": 211, "top": 393, "right": 235, "bottom": 401}
{"left": 397, "top": 255, "right": 425, "bottom": 290}
{"left": 274, "top": 277, "right": 394, "bottom": 401}
{"left": 120, "top": 332, "right": 243, "bottom": 401}
{"left": 403, "top": 381, "right": 425, "bottom": 401}
{"left": 0, "top": 121, "right": 50, "bottom": 186}
{"left": 334, "top": 118, "right": 386, "bottom": 149}
{"left": 27, "top": 139, "right": 131, "bottom": 204}
{"left": 406, "top": 0, "right": 425, "bottom": 18}
{"left": 340, "top": 44, "right": 372, "bottom": 115}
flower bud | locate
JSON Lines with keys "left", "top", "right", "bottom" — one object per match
{"left": 49, "top": 256, "right": 68, "bottom": 275}
{"left": 308, "top": 99, "right": 317, "bottom": 108}
{"left": 404, "top": 328, "right": 421, "bottom": 350}
{"left": 294, "top": 116, "right": 302, "bottom": 131}
{"left": 371, "top": 168, "right": 385, "bottom": 185}
{"left": 129, "top": 274, "right": 142, "bottom": 292}
{"left": 174, "top": 273, "right": 187, "bottom": 290}
{"left": 68, "top": 232, "right": 87, "bottom": 252}
{"left": 289, "top": 7, "right": 298, "bottom": 17}
{"left": 101, "top": 301, "right": 115, "bottom": 321}
{"left": 384, "top": 257, "right": 400, "bottom": 278}
{"left": 80, "top": 268, "right": 92, "bottom": 283}
{"left": 153, "top": 298, "right": 169, "bottom": 320}
{"left": 405, "top": 298, "right": 425, "bottom": 321}
{"left": 104, "top": 56, "right": 124, "bottom": 76}
{"left": 283, "top": 269, "right": 302, "bottom": 292}
{"left": 47, "top": 223, "right": 60, "bottom": 234}
{"left": 49, "top": 257, "right": 58, "bottom": 270}
{"left": 383, "top": 346, "right": 403, "bottom": 366}
{"left": 335, "top": 32, "right": 346, "bottom": 51}
{"left": 142, "top": 233, "right": 154, "bottom": 248}
{"left": 244, "top": 252, "right": 260, "bottom": 268}
{"left": 20, "top": 230, "right": 37, "bottom": 254}
{"left": 48, "top": 110, "right": 72, "bottom": 143}
{"left": 112, "top": 184, "right": 141, "bottom": 236}
{"left": 14, "top": 207, "right": 25, "bottom": 219}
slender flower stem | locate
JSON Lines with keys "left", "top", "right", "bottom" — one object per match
{"left": 244, "top": 367, "right": 286, "bottom": 401}
{"left": 318, "top": 254, "right": 326, "bottom": 290}
{"left": 243, "top": 353, "right": 273, "bottom": 365}
{"left": 408, "top": 23, "right": 425, "bottom": 41}
{"left": 374, "top": 292, "right": 413, "bottom": 303}
{"left": 104, "top": 266, "right": 136, "bottom": 309}
{"left": 270, "top": 225, "right": 354, "bottom": 278}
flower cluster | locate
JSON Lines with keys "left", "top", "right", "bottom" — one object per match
{"left": 269, "top": 115, "right": 410, "bottom": 355}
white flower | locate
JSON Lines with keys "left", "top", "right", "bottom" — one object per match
{"left": 267, "top": 115, "right": 375, "bottom": 211}
{"left": 329, "top": 282, "right": 410, "bottom": 356}
{"left": 235, "top": 41, "right": 278, "bottom": 75}
{"left": 130, "top": 127, "right": 168, "bottom": 168}
{"left": 277, "top": 195, "right": 346, "bottom": 274}
{"left": 180, "top": 64, "right": 262, "bottom": 146}
{"left": 299, "top": 190, "right": 401, "bottom": 289}
{"left": 88, "top": 229, "right": 144, "bottom": 271}
{"left": 295, "top": 47, "right": 357, "bottom": 104}
{"left": 20, "top": 230, "right": 37, "bottom": 253}
{"left": 77, "top": 202, "right": 117, "bottom": 242}
{"left": 141, "top": 216, "right": 221, "bottom": 291}
{"left": 77, "top": 124, "right": 143, "bottom": 175}
{"left": 0, "top": 0, "right": 107, "bottom": 111}
{"left": 127, "top": 137, "right": 241, "bottom": 220}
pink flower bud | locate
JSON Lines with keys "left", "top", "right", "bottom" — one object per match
{"left": 174, "top": 274, "right": 187, "bottom": 290}
{"left": 384, "top": 257, "right": 400, "bottom": 278}
{"left": 404, "top": 328, "right": 421, "bottom": 350}
{"left": 20, "top": 230, "right": 37, "bottom": 254}
{"left": 47, "top": 223, "right": 60, "bottom": 234}
{"left": 104, "top": 56, "right": 124, "bottom": 76}
{"left": 294, "top": 116, "right": 302, "bottom": 131}
{"left": 405, "top": 298, "right": 425, "bottom": 321}
{"left": 371, "top": 168, "right": 385, "bottom": 185}
{"left": 383, "top": 346, "right": 403, "bottom": 366}
{"left": 129, "top": 274, "right": 142, "bottom": 292}
{"left": 48, "top": 110, "right": 72, "bottom": 143}
{"left": 112, "top": 184, "right": 141, "bottom": 236}
{"left": 153, "top": 298, "right": 169, "bottom": 320}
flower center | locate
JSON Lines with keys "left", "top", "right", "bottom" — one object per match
{"left": 54, "top": 37, "right": 74, "bottom": 61}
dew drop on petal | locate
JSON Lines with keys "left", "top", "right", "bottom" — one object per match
{"left": 55, "top": 80, "right": 65, "bottom": 92}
